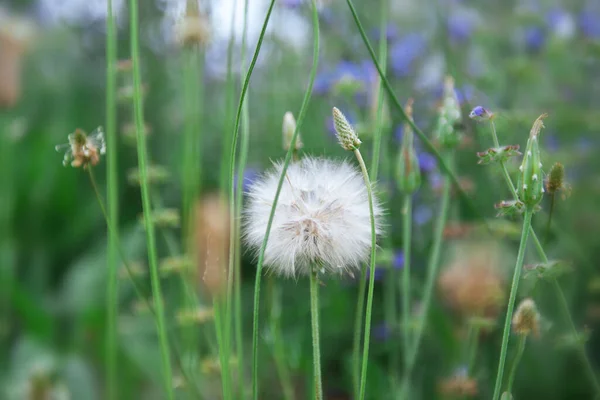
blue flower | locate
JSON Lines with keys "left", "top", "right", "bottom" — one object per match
{"left": 389, "top": 33, "right": 427, "bottom": 77}
{"left": 523, "top": 26, "right": 546, "bottom": 52}
{"left": 546, "top": 8, "right": 575, "bottom": 39}
{"left": 372, "top": 322, "right": 393, "bottom": 341}
{"left": 468, "top": 105, "right": 493, "bottom": 121}
{"left": 371, "top": 24, "right": 399, "bottom": 42}
{"left": 393, "top": 251, "right": 404, "bottom": 269}
{"left": 418, "top": 152, "right": 437, "bottom": 173}
{"left": 579, "top": 8, "right": 600, "bottom": 39}
{"left": 413, "top": 204, "right": 433, "bottom": 226}
{"left": 447, "top": 12, "right": 474, "bottom": 42}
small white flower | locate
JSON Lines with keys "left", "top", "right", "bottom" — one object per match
{"left": 243, "top": 157, "right": 382, "bottom": 277}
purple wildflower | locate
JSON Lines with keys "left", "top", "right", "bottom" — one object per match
{"left": 523, "top": 26, "right": 546, "bottom": 52}
{"left": 418, "top": 152, "right": 437, "bottom": 173}
{"left": 468, "top": 105, "right": 493, "bottom": 121}
{"left": 546, "top": 7, "right": 575, "bottom": 39}
{"left": 372, "top": 323, "right": 393, "bottom": 341}
{"left": 447, "top": 12, "right": 474, "bottom": 42}
{"left": 389, "top": 33, "right": 427, "bottom": 77}
{"left": 393, "top": 251, "right": 404, "bottom": 269}
{"left": 413, "top": 205, "right": 433, "bottom": 226}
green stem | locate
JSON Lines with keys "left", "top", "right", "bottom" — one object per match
{"left": 402, "top": 195, "right": 412, "bottom": 372}
{"left": 492, "top": 208, "right": 533, "bottom": 400}
{"left": 466, "top": 324, "right": 480, "bottom": 375}
{"left": 228, "top": 0, "right": 250, "bottom": 397}
{"left": 506, "top": 335, "right": 526, "bottom": 394}
{"left": 250, "top": 1, "right": 319, "bottom": 398}
{"left": 129, "top": 1, "right": 173, "bottom": 397}
{"left": 352, "top": 263, "right": 367, "bottom": 398}
{"left": 269, "top": 280, "right": 295, "bottom": 400}
{"left": 105, "top": 0, "right": 118, "bottom": 397}
{"left": 344, "top": 0, "right": 482, "bottom": 220}
{"left": 353, "top": 149, "right": 377, "bottom": 400}
{"left": 309, "top": 270, "right": 323, "bottom": 400}
{"left": 490, "top": 120, "right": 600, "bottom": 397}
{"left": 401, "top": 154, "right": 453, "bottom": 398}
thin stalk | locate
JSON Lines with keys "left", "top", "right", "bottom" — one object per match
{"left": 401, "top": 195, "right": 412, "bottom": 372}
{"left": 352, "top": 0, "right": 388, "bottom": 394}
{"left": 492, "top": 208, "right": 533, "bottom": 400}
{"left": 344, "top": 0, "right": 483, "bottom": 220}
{"left": 353, "top": 149, "right": 378, "bottom": 400}
{"left": 466, "top": 324, "right": 480, "bottom": 374}
{"left": 490, "top": 120, "right": 600, "bottom": 396}
{"left": 401, "top": 154, "right": 453, "bottom": 398}
{"left": 228, "top": 0, "right": 250, "bottom": 397}
{"left": 129, "top": 1, "right": 173, "bottom": 397}
{"left": 309, "top": 271, "right": 323, "bottom": 400}
{"left": 268, "top": 280, "right": 295, "bottom": 400}
{"left": 505, "top": 335, "right": 526, "bottom": 394}
{"left": 250, "top": 1, "right": 320, "bottom": 398}
{"left": 105, "top": 0, "right": 118, "bottom": 397}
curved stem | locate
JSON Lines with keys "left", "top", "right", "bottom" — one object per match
{"left": 401, "top": 154, "right": 452, "bottom": 398}
{"left": 105, "top": 0, "right": 118, "bottom": 397}
{"left": 353, "top": 149, "right": 377, "bottom": 400}
{"left": 402, "top": 195, "right": 412, "bottom": 372}
{"left": 309, "top": 270, "right": 323, "bottom": 400}
{"left": 250, "top": 2, "right": 320, "bottom": 398}
{"left": 492, "top": 208, "right": 533, "bottom": 400}
{"left": 506, "top": 335, "right": 526, "bottom": 394}
{"left": 129, "top": 1, "right": 173, "bottom": 397}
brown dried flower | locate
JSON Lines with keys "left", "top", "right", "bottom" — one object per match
{"left": 55, "top": 127, "right": 106, "bottom": 168}
{"left": 192, "top": 193, "right": 230, "bottom": 297}
{"left": 438, "top": 241, "right": 506, "bottom": 321}
{"left": 438, "top": 372, "right": 478, "bottom": 398}
{"left": 512, "top": 298, "right": 540, "bottom": 337}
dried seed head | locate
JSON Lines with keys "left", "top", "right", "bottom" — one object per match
{"left": 518, "top": 114, "right": 547, "bottom": 207}
{"left": 512, "top": 298, "right": 541, "bottom": 337}
{"left": 175, "top": 0, "right": 211, "bottom": 47}
{"left": 55, "top": 127, "right": 106, "bottom": 168}
{"left": 544, "top": 162, "right": 571, "bottom": 200}
{"left": 282, "top": 111, "right": 303, "bottom": 151}
{"left": 438, "top": 241, "right": 506, "bottom": 321}
{"left": 332, "top": 107, "right": 361, "bottom": 151}
{"left": 396, "top": 99, "right": 421, "bottom": 193}
{"left": 193, "top": 193, "right": 230, "bottom": 296}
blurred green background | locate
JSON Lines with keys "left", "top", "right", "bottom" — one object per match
{"left": 1, "top": 0, "right": 600, "bottom": 399}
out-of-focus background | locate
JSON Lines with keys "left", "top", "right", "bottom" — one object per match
{"left": 1, "top": 0, "right": 600, "bottom": 399}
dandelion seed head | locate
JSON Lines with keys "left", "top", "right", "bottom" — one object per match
{"left": 244, "top": 157, "right": 382, "bottom": 277}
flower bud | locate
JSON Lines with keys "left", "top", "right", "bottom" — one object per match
{"left": 332, "top": 107, "right": 361, "bottom": 151}
{"left": 395, "top": 99, "right": 421, "bottom": 193}
{"left": 282, "top": 111, "right": 303, "bottom": 151}
{"left": 468, "top": 105, "right": 494, "bottom": 122}
{"left": 512, "top": 298, "right": 540, "bottom": 337}
{"left": 518, "top": 114, "right": 547, "bottom": 207}
{"left": 435, "top": 76, "right": 463, "bottom": 149}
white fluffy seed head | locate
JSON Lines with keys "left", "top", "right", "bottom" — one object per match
{"left": 243, "top": 157, "right": 382, "bottom": 278}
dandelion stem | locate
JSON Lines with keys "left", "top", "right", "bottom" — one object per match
{"left": 492, "top": 208, "right": 533, "bottom": 400}
{"left": 129, "top": 1, "right": 173, "bottom": 397}
{"left": 401, "top": 153, "right": 453, "bottom": 399}
{"left": 309, "top": 270, "right": 323, "bottom": 400}
{"left": 505, "top": 335, "right": 526, "bottom": 394}
{"left": 401, "top": 195, "right": 412, "bottom": 374}
{"left": 228, "top": 0, "right": 250, "bottom": 396}
{"left": 353, "top": 148, "right": 378, "bottom": 400}
{"left": 353, "top": 0, "right": 388, "bottom": 394}
{"left": 105, "top": 0, "right": 119, "bottom": 397}
{"left": 250, "top": 1, "right": 319, "bottom": 398}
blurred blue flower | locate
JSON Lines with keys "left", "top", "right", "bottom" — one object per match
{"left": 371, "top": 24, "right": 399, "bottom": 42}
{"left": 280, "top": 0, "right": 302, "bottom": 8}
{"left": 393, "top": 250, "right": 404, "bottom": 269}
{"left": 545, "top": 134, "right": 559, "bottom": 152}
{"left": 365, "top": 266, "right": 385, "bottom": 281}
{"left": 372, "top": 322, "right": 393, "bottom": 341}
{"left": 546, "top": 7, "right": 575, "bottom": 39}
{"left": 389, "top": 33, "right": 427, "bottom": 77}
{"left": 579, "top": 9, "right": 600, "bottom": 39}
{"left": 234, "top": 167, "right": 259, "bottom": 194}
{"left": 413, "top": 205, "right": 433, "bottom": 226}
{"left": 523, "top": 26, "right": 546, "bottom": 52}
{"left": 447, "top": 12, "right": 474, "bottom": 42}
{"left": 418, "top": 152, "right": 437, "bottom": 173}
{"left": 314, "top": 60, "right": 374, "bottom": 96}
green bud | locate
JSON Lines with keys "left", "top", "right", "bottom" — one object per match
{"left": 518, "top": 114, "right": 547, "bottom": 208}
{"left": 435, "top": 76, "right": 462, "bottom": 149}
{"left": 332, "top": 107, "right": 361, "bottom": 151}
{"left": 396, "top": 99, "right": 421, "bottom": 193}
